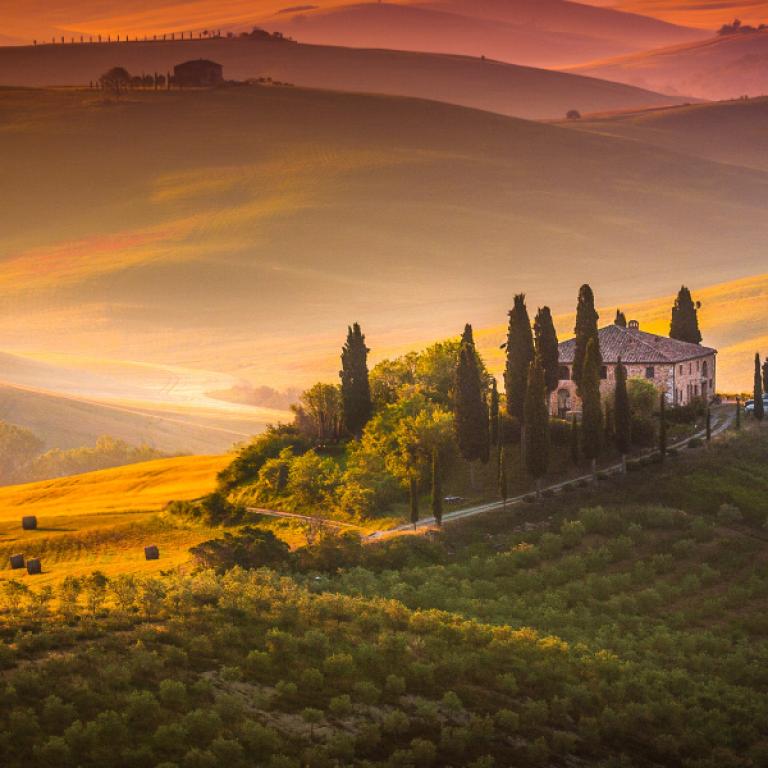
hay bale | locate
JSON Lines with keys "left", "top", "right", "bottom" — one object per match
{"left": 144, "top": 545, "right": 160, "bottom": 561}
{"left": 22, "top": 515, "right": 38, "bottom": 530}
{"left": 9, "top": 554, "right": 25, "bottom": 570}
{"left": 26, "top": 558, "right": 42, "bottom": 575}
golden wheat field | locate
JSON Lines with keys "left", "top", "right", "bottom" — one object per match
{"left": 0, "top": 455, "right": 230, "bottom": 585}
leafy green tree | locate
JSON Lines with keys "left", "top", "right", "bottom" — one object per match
{"left": 614, "top": 358, "right": 631, "bottom": 471}
{"left": 580, "top": 338, "right": 603, "bottom": 479}
{"left": 489, "top": 378, "right": 500, "bottom": 446}
{"left": 504, "top": 294, "right": 534, "bottom": 423}
{"left": 534, "top": 306, "right": 560, "bottom": 395}
{"left": 669, "top": 286, "right": 702, "bottom": 344}
{"left": 0, "top": 420, "right": 44, "bottom": 484}
{"left": 524, "top": 356, "right": 549, "bottom": 495}
{"left": 287, "top": 450, "right": 340, "bottom": 509}
{"left": 454, "top": 325, "right": 489, "bottom": 464}
{"left": 614, "top": 310, "right": 627, "bottom": 327}
{"left": 340, "top": 323, "right": 373, "bottom": 438}
{"left": 754, "top": 353, "right": 765, "bottom": 421}
{"left": 100, "top": 66, "right": 131, "bottom": 96}
{"left": 431, "top": 451, "right": 443, "bottom": 526}
{"left": 573, "top": 284, "right": 601, "bottom": 392}
{"left": 292, "top": 383, "right": 343, "bottom": 441}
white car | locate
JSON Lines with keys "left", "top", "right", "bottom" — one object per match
{"left": 745, "top": 396, "right": 768, "bottom": 415}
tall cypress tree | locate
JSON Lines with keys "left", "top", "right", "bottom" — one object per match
{"left": 498, "top": 446, "right": 508, "bottom": 510}
{"left": 659, "top": 393, "right": 668, "bottom": 460}
{"left": 524, "top": 355, "right": 550, "bottom": 495}
{"left": 570, "top": 413, "right": 580, "bottom": 466}
{"left": 534, "top": 306, "right": 560, "bottom": 396}
{"left": 614, "top": 357, "right": 631, "bottom": 472}
{"left": 504, "top": 294, "right": 534, "bottom": 424}
{"left": 455, "top": 325, "right": 490, "bottom": 463}
{"left": 762, "top": 358, "right": 768, "bottom": 393}
{"left": 340, "top": 323, "right": 372, "bottom": 439}
{"left": 669, "top": 286, "right": 702, "bottom": 344}
{"left": 431, "top": 451, "right": 443, "bottom": 526}
{"left": 573, "top": 284, "right": 601, "bottom": 393}
{"left": 614, "top": 310, "right": 627, "bottom": 328}
{"left": 754, "top": 353, "right": 765, "bottom": 422}
{"left": 489, "top": 378, "right": 500, "bottom": 446}
{"left": 580, "top": 337, "right": 603, "bottom": 480}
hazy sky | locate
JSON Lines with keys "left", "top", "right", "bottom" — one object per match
{"left": 1, "top": 0, "right": 766, "bottom": 41}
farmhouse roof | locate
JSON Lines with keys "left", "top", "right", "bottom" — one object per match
{"left": 558, "top": 324, "right": 716, "bottom": 365}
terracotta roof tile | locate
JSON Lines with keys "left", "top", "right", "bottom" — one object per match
{"left": 558, "top": 325, "right": 716, "bottom": 365}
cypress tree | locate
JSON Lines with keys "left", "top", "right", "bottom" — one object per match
{"left": 409, "top": 477, "right": 419, "bottom": 528}
{"left": 604, "top": 402, "right": 615, "bottom": 448}
{"left": 762, "top": 358, "right": 768, "bottom": 393}
{"left": 614, "top": 310, "right": 627, "bottom": 328}
{"left": 524, "top": 355, "right": 550, "bottom": 496}
{"left": 659, "top": 393, "right": 668, "bottom": 461}
{"left": 498, "top": 446, "right": 508, "bottom": 510}
{"left": 504, "top": 294, "right": 534, "bottom": 424}
{"left": 489, "top": 378, "right": 500, "bottom": 446}
{"left": 706, "top": 407, "right": 712, "bottom": 443}
{"left": 573, "top": 284, "right": 601, "bottom": 393}
{"left": 614, "top": 357, "right": 631, "bottom": 472}
{"left": 340, "top": 323, "right": 372, "bottom": 439}
{"left": 431, "top": 451, "right": 443, "bottom": 527}
{"left": 736, "top": 397, "right": 742, "bottom": 431}
{"left": 754, "top": 353, "right": 765, "bottom": 422}
{"left": 580, "top": 337, "right": 603, "bottom": 481}
{"left": 534, "top": 306, "right": 560, "bottom": 396}
{"left": 570, "top": 413, "right": 580, "bottom": 466}
{"left": 669, "top": 286, "right": 702, "bottom": 344}
{"left": 454, "top": 325, "right": 490, "bottom": 463}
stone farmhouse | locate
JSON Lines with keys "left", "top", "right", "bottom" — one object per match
{"left": 551, "top": 320, "right": 717, "bottom": 418}
{"left": 173, "top": 59, "right": 224, "bottom": 87}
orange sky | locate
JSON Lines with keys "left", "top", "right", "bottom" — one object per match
{"left": 2, "top": 0, "right": 766, "bottom": 43}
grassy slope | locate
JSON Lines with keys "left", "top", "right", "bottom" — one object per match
{"left": 2, "top": 86, "right": 768, "bottom": 394}
{"left": 572, "top": 29, "right": 768, "bottom": 100}
{"left": 0, "top": 37, "right": 687, "bottom": 119}
{"left": 0, "top": 454, "right": 228, "bottom": 584}
{"left": 555, "top": 97, "right": 768, "bottom": 172}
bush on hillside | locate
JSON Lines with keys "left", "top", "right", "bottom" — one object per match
{"left": 190, "top": 527, "right": 291, "bottom": 572}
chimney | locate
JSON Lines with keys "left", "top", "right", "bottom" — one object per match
{"left": 628, "top": 320, "right": 640, "bottom": 330}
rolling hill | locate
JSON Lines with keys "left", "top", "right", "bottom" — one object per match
{"left": 1, "top": 85, "right": 767, "bottom": 395}
{"left": 572, "top": 29, "right": 768, "bottom": 99}
{"left": 556, "top": 97, "right": 768, "bottom": 172}
{"left": 0, "top": 37, "right": 690, "bottom": 120}
{"left": 261, "top": 0, "right": 707, "bottom": 69}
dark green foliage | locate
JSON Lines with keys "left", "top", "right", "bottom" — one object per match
{"left": 570, "top": 414, "right": 580, "bottom": 466}
{"left": 340, "top": 323, "right": 373, "bottom": 438}
{"left": 659, "top": 393, "right": 668, "bottom": 460}
{"left": 454, "top": 325, "right": 490, "bottom": 463}
{"left": 614, "top": 358, "right": 631, "bottom": 457}
{"left": 504, "top": 294, "right": 534, "bottom": 423}
{"left": 189, "top": 528, "right": 291, "bottom": 572}
{"left": 706, "top": 408, "right": 712, "bottom": 442}
{"left": 489, "top": 379, "right": 499, "bottom": 447}
{"left": 754, "top": 353, "right": 764, "bottom": 421}
{"left": 431, "top": 452, "right": 443, "bottom": 526}
{"left": 573, "top": 284, "right": 601, "bottom": 392}
{"left": 763, "top": 358, "right": 768, "bottom": 393}
{"left": 580, "top": 338, "right": 603, "bottom": 464}
{"left": 217, "top": 427, "right": 310, "bottom": 492}
{"left": 0, "top": 421, "right": 44, "bottom": 485}
{"left": 614, "top": 310, "right": 627, "bottom": 328}
{"left": 533, "top": 306, "right": 559, "bottom": 395}
{"left": 409, "top": 477, "right": 419, "bottom": 526}
{"left": 669, "top": 286, "right": 702, "bottom": 344}
{"left": 736, "top": 398, "right": 742, "bottom": 430}
{"left": 166, "top": 492, "right": 245, "bottom": 525}
{"left": 498, "top": 446, "right": 508, "bottom": 507}
{"left": 523, "top": 356, "right": 549, "bottom": 485}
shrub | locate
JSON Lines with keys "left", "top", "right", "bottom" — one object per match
{"left": 717, "top": 503, "right": 743, "bottom": 525}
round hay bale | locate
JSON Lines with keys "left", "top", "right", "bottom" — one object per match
{"left": 144, "top": 545, "right": 160, "bottom": 561}
{"left": 22, "top": 516, "right": 38, "bottom": 531}
{"left": 26, "top": 558, "right": 42, "bottom": 575}
{"left": 9, "top": 554, "right": 25, "bottom": 570}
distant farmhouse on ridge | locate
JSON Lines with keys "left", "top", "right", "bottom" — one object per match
{"left": 551, "top": 320, "right": 717, "bottom": 418}
{"left": 174, "top": 59, "right": 224, "bottom": 87}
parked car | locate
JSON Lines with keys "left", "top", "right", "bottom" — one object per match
{"left": 744, "top": 396, "right": 768, "bottom": 415}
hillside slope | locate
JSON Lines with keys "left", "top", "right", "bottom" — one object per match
{"left": 0, "top": 37, "right": 688, "bottom": 120}
{"left": 572, "top": 29, "right": 768, "bottom": 99}
{"left": 262, "top": 1, "right": 706, "bottom": 69}
{"left": 556, "top": 97, "right": 768, "bottom": 172}
{"left": 2, "top": 86, "right": 767, "bottom": 393}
